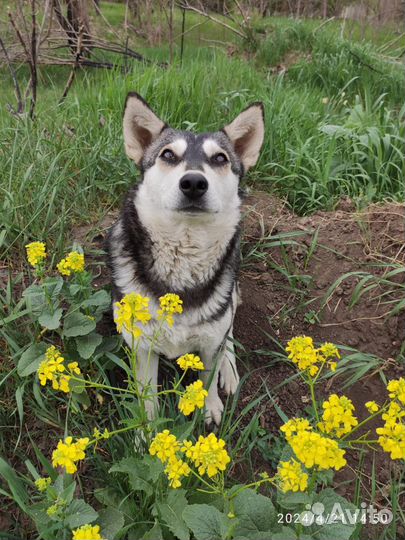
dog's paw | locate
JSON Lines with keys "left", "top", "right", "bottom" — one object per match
{"left": 204, "top": 394, "right": 224, "bottom": 426}
{"left": 219, "top": 357, "right": 240, "bottom": 395}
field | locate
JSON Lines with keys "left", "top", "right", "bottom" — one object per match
{"left": 0, "top": 2, "right": 404, "bottom": 539}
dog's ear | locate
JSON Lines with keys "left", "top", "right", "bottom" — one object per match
{"left": 223, "top": 103, "right": 265, "bottom": 171}
{"left": 123, "top": 93, "right": 166, "bottom": 165}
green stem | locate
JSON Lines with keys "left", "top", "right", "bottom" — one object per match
{"left": 309, "top": 378, "right": 319, "bottom": 423}
{"left": 341, "top": 402, "right": 388, "bottom": 440}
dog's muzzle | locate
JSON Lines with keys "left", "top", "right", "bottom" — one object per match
{"left": 179, "top": 173, "right": 208, "bottom": 200}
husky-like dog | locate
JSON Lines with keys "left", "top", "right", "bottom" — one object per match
{"left": 107, "top": 93, "right": 264, "bottom": 424}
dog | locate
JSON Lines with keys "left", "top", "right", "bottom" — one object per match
{"left": 107, "top": 93, "right": 264, "bottom": 425}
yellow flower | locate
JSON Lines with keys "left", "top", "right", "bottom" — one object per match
{"left": 149, "top": 430, "right": 180, "bottom": 464}
{"left": 93, "top": 427, "right": 110, "bottom": 440}
{"left": 322, "top": 97, "right": 329, "bottom": 104}
{"left": 278, "top": 459, "right": 308, "bottom": 492}
{"left": 37, "top": 346, "right": 72, "bottom": 393}
{"left": 35, "top": 477, "right": 52, "bottom": 492}
{"left": 157, "top": 293, "right": 183, "bottom": 326}
{"left": 365, "top": 401, "right": 379, "bottom": 413}
{"left": 184, "top": 433, "right": 230, "bottom": 477}
{"left": 52, "top": 436, "right": 89, "bottom": 474}
{"left": 376, "top": 401, "right": 405, "bottom": 460}
{"left": 57, "top": 251, "right": 85, "bottom": 276}
{"left": 67, "top": 362, "right": 81, "bottom": 375}
{"left": 289, "top": 430, "right": 347, "bottom": 470}
{"left": 285, "top": 337, "right": 340, "bottom": 375}
{"left": 72, "top": 524, "right": 102, "bottom": 540}
{"left": 178, "top": 380, "right": 208, "bottom": 416}
{"left": 329, "top": 361, "right": 337, "bottom": 372}
{"left": 164, "top": 456, "right": 191, "bottom": 488}
{"left": 114, "top": 292, "right": 151, "bottom": 339}
{"left": 387, "top": 378, "right": 405, "bottom": 406}
{"left": 26, "top": 241, "right": 47, "bottom": 267}
{"left": 46, "top": 503, "right": 59, "bottom": 517}
{"left": 177, "top": 354, "right": 205, "bottom": 371}
{"left": 280, "top": 418, "right": 312, "bottom": 442}
{"left": 285, "top": 336, "right": 318, "bottom": 373}
{"left": 318, "top": 342, "right": 340, "bottom": 360}
{"left": 318, "top": 394, "right": 358, "bottom": 437}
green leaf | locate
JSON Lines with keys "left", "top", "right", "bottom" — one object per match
{"left": 233, "top": 489, "right": 276, "bottom": 536}
{"left": 143, "top": 455, "right": 164, "bottom": 483}
{"left": 75, "top": 333, "right": 103, "bottom": 360}
{"left": 38, "top": 307, "right": 63, "bottom": 330}
{"left": 17, "top": 343, "right": 47, "bottom": 377}
{"left": 109, "top": 458, "right": 153, "bottom": 496}
{"left": 81, "top": 290, "right": 111, "bottom": 310}
{"left": 183, "top": 504, "right": 233, "bottom": 540}
{"left": 141, "top": 520, "right": 164, "bottom": 540}
{"left": 271, "top": 526, "right": 297, "bottom": 540}
{"left": 63, "top": 312, "right": 96, "bottom": 337}
{"left": 157, "top": 490, "right": 190, "bottom": 540}
{"left": 98, "top": 507, "right": 125, "bottom": 540}
{"left": 64, "top": 499, "right": 98, "bottom": 529}
{"left": 23, "top": 284, "right": 46, "bottom": 315}
{"left": 278, "top": 491, "right": 312, "bottom": 510}
{"left": 306, "top": 488, "right": 358, "bottom": 540}
{"left": 0, "top": 458, "right": 29, "bottom": 514}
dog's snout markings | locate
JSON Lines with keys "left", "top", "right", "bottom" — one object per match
{"left": 107, "top": 92, "right": 265, "bottom": 425}
{"left": 179, "top": 173, "right": 208, "bottom": 200}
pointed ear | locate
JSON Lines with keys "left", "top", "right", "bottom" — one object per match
{"left": 123, "top": 92, "right": 166, "bottom": 165}
{"left": 223, "top": 103, "right": 265, "bottom": 171}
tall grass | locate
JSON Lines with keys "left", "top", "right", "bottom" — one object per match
{"left": 1, "top": 28, "right": 404, "bottom": 262}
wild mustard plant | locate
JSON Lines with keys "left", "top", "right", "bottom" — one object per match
{"left": 5, "top": 246, "right": 403, "bottom": 539}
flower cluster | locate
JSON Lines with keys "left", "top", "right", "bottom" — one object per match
{"left": 35, "top": 477, "right": 52, "bottom": 492}
{"left": 286, "top": 336, "right": 340, "bottom": 376}
{"left": 365, "top": 401, "right": 379, "bottom": 413}
{"left": 149, "top": 430, "right": 180, "bottom": 462}
{"left": 164, "top": 457, "right": 191, "bottom": 489}
{"left": 277, "top": 459, "right": 308, "bottom": 493}
{"left": 289, "top": 429, "right": 347, "bottom": 471}
{"left": 177, "top": 353, "right": 204, "bottom": 371}
{"left": 52, "top": 436, "right": 89, "bottom": 474}
{"left": 114, "top": 292, "right": 151, "bottom": 339}
{"left": 149, "top": 430, "right": 190, "bottom": 488}
{"left": 157, "top": 293, "right": 183, "bottom": 327}
{"left": 178, "top": 380, "right": 208, "bottom": 416}
{"left": 318, "top": 394, "right": 358, "bottom": 437}
{"left": 150, "top": 430, "right": 230, "bottom": 487}
{"left": 182, "top": 433, "right": 231, "bottom": 478}
{"left": 57, "top": 251, "right": 85, "bottom": 276}
{"left": 376, "top": 378, "right": 405, "bottom": 460}
{"left": 387, "top": 377, "right": 405, "bottom": 405}
{"left": 281, "top": 419, "right": 347, "bottom": 471}
{"left": 37, "top": 346, "right": 80, "bottom": 393}
{"left": 72, "top": 524, "right": 102, "bottom": 540}
{"left": 26, "top": 241, "right": 47, "bottom": 268}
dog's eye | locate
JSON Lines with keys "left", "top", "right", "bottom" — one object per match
{"left": 160, "top": 149, "right": 177, "bottom": 162}
{"left": 211, "top": 152, "right": 228, "bottom": 165}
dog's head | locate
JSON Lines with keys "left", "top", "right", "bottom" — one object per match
{"left": 123, "top": 92, "right": 264, "bottom": 216}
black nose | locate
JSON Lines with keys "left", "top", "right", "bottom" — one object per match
{"left": 179, "top": 173, "right": 208, "bottom": 200}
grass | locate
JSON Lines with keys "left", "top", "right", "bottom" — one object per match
{"left": 1, "top": 37, "right": 404, "bottom": 262}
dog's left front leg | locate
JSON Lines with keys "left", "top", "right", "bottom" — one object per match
{"left": 200, "top": 342, "right": 225, "bottom": 426}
